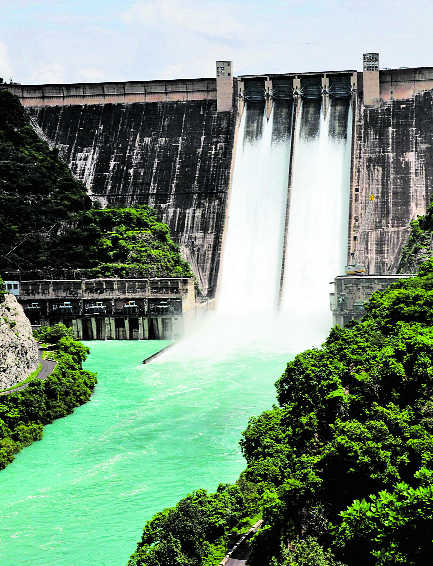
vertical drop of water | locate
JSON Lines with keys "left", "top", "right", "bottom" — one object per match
{"left": 217, "top": 103, "right": 290, "bottom": 316}
{"left": 280, "top": 98, "right": 352, "bottom": 349}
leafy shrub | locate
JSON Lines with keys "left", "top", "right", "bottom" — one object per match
{"left": 335, "top": 478, "right": 433, "bottom": 566}
{"left": 128, "top": 485, "right": 248, "bottom": 566}
{"left": 44, "top": 207, "right": 193, "bottom": 278}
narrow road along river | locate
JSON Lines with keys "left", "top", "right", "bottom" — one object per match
{"left": 0, "top": 341, "right": 288, "bottom": 566}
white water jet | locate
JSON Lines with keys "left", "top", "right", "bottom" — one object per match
{"left": 159, "top": 104, "right": 292, "bottom": 361}
{"left": 217, "top": 105, "right": 290, "bottom": 315}
{"left": 280, "top": 100, "right": 352, "bottom": 350}
{"left": 158, "top": 98, "right": 352, "bottom": 363}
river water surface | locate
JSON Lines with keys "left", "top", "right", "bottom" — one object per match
{"left": 0, "top": 340, "right": 288, "bottom": 566}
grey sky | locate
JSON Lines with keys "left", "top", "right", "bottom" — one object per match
{"left": 1, "top": 0, "right": 432, "bottom": 84}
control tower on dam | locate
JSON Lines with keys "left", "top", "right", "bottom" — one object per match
{"left": 5, "top": 53, "right": 433, "bottom": 301}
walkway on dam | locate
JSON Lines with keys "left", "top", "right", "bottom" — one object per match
{"left": 0, "top": 347, "right": 57, "bottom": 395}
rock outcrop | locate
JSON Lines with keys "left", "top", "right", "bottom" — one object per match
{"left": 0, "top": 294, "right": 39, "bottom": 389}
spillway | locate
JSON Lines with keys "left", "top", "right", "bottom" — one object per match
{"left": 167, "top": 94, "right": 352, "bottom": 358}
{"left": 167, "top": 100, "right": 295, "bottom": 359}
{"left": 216, "top": 95, "right": 352, "bottom": 351}
{"left": 217, "top": 102, "right": 293, "bottom": 315}
{"left": 280, "top": 98, "right": 352, "bottom": 347}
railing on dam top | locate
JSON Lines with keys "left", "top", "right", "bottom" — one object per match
{"left": 14, "top": 278, "right": 193, "bottom": 300}
{"left": 2, "top": 78, "right": 218, "bottom": 106}
{"left": 22, "top": 297, "right": 183, "bottom": 318}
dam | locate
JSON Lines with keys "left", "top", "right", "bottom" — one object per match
{"left": 2, "top": 54, "right": 433, "bottom": 566}
{"left": 4, "top": 53, "right": 433, "bottom": 332}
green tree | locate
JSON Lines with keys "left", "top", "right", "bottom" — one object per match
{"left": 335, "top": 478, "right": 433, "bottom": 565}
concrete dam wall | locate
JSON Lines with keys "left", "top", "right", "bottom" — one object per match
{"left": 5, "top": 65, "right": 235, "bottom": 299}
{"left": 30, "top": 99, "right": 234, "bottom": 296}
{"left": 350, "top": 86, "right": 433, "bottom": 274}
{"left": 7, "top": 55, "right": 433, "bottom": 303}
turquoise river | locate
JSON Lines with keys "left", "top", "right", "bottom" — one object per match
{"left": 0, "top": 340, "right": 289, "bottom": 566}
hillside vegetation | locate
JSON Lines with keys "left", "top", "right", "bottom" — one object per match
{"left": 129, "top": 260, "right": 433, "bottom": 566}
{"left": 0, "top": 324, "right": 96, "bottom": 470}
{"left": 0, "top": 90, "right": 90, "bottom": 272}
{"left": 0, "top": 90, "right": 191, "bottom": 279}
{"left": 45, "top": 207, "right": 192, "bottom": 278}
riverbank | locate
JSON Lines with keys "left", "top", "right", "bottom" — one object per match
{"left": 0, "top": 346, "right": 57, "bottom": 395}
{"left": 0, "top": 325, "right": 96, "bottom": 471}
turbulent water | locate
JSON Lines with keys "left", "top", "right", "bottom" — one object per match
{"left": 280, "top": 99, "right": 352, "bottom": 348}
{"left": 216, "top": 98, "right": 351, "bottom": 353}
{"left": 217, "top": 102, "right": 292, "bottom": 314}
{"left": 0, "top": 341, "right": 288, "bottom": 565}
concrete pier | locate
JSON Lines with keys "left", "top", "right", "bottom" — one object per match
{"left": 216, "top": 61, "right": 234, "bottom": 112}
{"left": 330, "top": 274, "right": 414, "bottom": 327}
{"left": 362, "top": 53, "right": 380, "bottom": 106}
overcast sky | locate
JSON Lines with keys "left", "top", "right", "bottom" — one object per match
{"left": 1, "top": 0, "right": 432, "bottom": 84}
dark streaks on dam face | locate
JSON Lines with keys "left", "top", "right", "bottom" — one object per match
{"left": 299, "top": 100, "right": 321, "bottom": 140}
{"left": 272, "top": 101, "right": 294, "bottom": 144}
{"left": 244, "top": 102, "right": 265, "bottom": 142}
{"left": 30, "top": 100, "right": 234, "bottom": 297}
{"left": 352, "top": 90, "right": 433, "bottom": 274}
{"left": 328, "top": 99, "right": 350, "bottom": 140}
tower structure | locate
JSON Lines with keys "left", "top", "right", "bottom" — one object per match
{"left": 216, "top": 61, "right": 233, "bottom": 112}
{"left": 363, "top": 52, "right": 380, "bottom": 105}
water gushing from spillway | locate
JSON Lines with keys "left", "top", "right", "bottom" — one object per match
{"left": 160, "top": 97, "right": 352, "bottom": 361}
{"left": 217, "top": 103, "right": 291, "bottom": 315}
{"left": 280, "top": 99, "right": 352, "bottom": 349}
{"left": 160, "top": 102, "right": 293, "bottom": 360}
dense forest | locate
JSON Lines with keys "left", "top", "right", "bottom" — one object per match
{"left": 0, "top": 90, "right": 191, "bottom": 279}
{"left": 0, "top": 90, "right": 90, "bottom": 272}
{"left": 0, "top": 324, "right": 96, "bottom": 470}
{"left": 129, "top": 258, "right": 433, "bottom": 566}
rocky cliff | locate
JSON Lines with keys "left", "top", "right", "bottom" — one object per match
{"left": 0, "top": 294, "right": 39, "bottom": 389}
